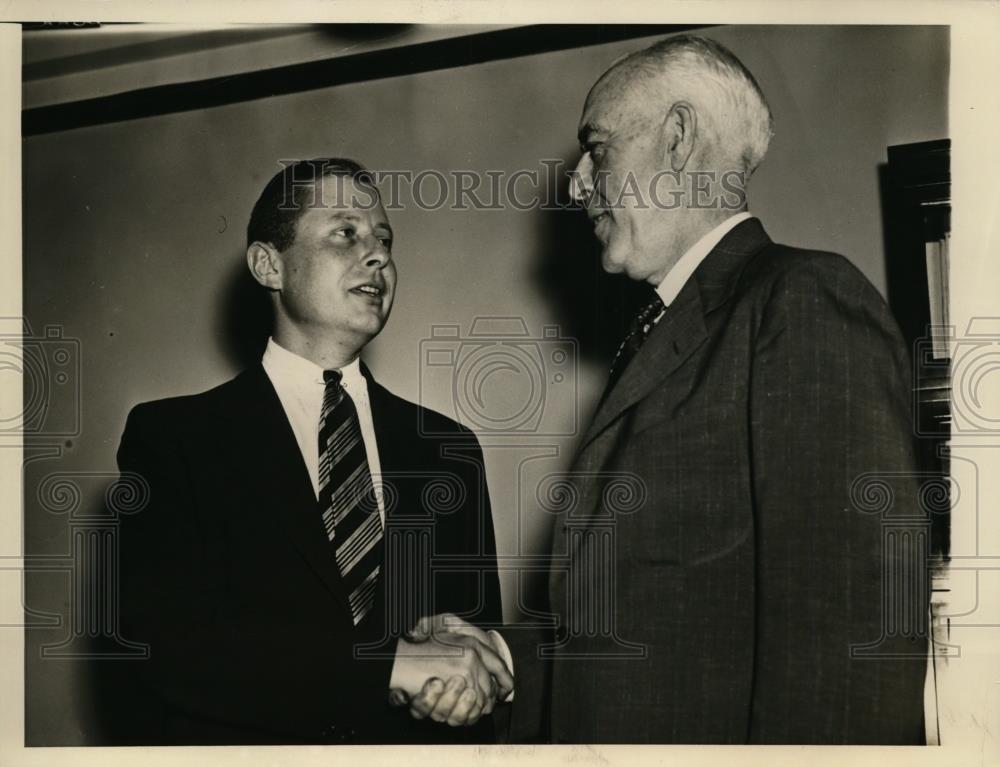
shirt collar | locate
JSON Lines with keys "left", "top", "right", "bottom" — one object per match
{"left": 262, "top": 336, "right": 364, "bottom": 389}
{"left": 655, "top": 211, "right": 753, "bottom": 307}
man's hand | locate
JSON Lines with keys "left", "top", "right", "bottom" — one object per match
{"left": 390, "top": 613, "right": 512, "bottom": 726}
{"left": 388, "top": 614, "right": 513, "bottom": 726}
{"left": 407, "top": 612, "right": 495, "bottom": 646}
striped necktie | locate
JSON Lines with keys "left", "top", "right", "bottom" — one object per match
{"left": 318, "top": 370, "right": 382, "bottom": 626}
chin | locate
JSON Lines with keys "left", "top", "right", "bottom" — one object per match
{"left": 370, "top": 314, "right": 392, "bottom": 336}
{"left": 600, "top": 250, "right": 626, "bottom": 275}
{"left": 355, "top": 318, "right": 385, "bottom": 339}
{"left": 624, "top": 261, "right": 654, "bottom": 282}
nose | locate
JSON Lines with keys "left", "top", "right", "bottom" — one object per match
{"left": 569, "top": 152, "right": 594, "bottom": 203}
{"left": 363, "top": 236, "right": 391, "bottom": 269}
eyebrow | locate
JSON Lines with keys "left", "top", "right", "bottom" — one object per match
{"left": 323, "top": 212, "right": 393, "bottom": 236}
{"left": 325, "top": 211, "right": 361, "bottom": 222}
{"left": 577, "top": 122, "right": 605, "bottom": 146}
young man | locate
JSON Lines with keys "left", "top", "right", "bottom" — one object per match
{"left": 104, "top": 159, "right": 511, "bottom": 744}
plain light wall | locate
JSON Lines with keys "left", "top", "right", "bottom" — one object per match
{"left": 22, "top": 24, "right": 948, "bottom": 744}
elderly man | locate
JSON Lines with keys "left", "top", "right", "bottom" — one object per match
{"left": 104, "top": 159, "right": 512, "bottom": 744}
{"left": 404, "top": 35, "right": 927, "bottom": 744}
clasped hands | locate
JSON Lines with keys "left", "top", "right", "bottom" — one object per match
{"left": 389, "top": 613, "right": 512, "bottom": 726}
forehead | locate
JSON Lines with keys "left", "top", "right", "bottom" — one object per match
{"left": 578, "top": 66, "right": 648, "bottom": 135}
{"left": 298, "top": 175, "right": 389, "bottom": 228}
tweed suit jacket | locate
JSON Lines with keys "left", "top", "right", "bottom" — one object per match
{"left": 503, "top": 217, "right": 927, "bottom": 744}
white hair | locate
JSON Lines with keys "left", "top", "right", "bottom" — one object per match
{"left": 614, "top": 34, "right": 774, "bottom": 175}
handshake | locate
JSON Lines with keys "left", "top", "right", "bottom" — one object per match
{"left": 388, "top": 613, "right": 514, "bottom": 727}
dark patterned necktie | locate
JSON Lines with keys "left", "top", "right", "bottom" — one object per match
{"left": 317, "top": 370, "right": 382, "bottom": 626}
{"left": 605, "top": 294, "right": 666, "bottom": 395}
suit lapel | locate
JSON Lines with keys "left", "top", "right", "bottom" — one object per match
{"left": 578, "top": 278, "right": 707, "bottom": 454}
{"left": 220, "top": 365, "right": 354, "bottom": 617}
{"left": 552, "top": 218, "right": 773, "bottom": 591}
{"left": 360, "top": 362, "right": 408, "bottom": 522}
{"left": 359, "top": 365, "right": 432, "bottom": 638}
{"left": 576, "top": 217, "right": 773, "bottom": 456}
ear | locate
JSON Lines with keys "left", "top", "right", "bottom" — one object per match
{"left": 246, "top": 241, "right": 283, "bottom": 290}
{"left": 660, "top": 101, "right": 697, "bottom": 172}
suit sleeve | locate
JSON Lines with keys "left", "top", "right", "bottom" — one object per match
{"left": 432, "top": 427, "right": 543, "bottom": 742}
{"left": 494, "top": 623, "right": 551, "bottom": 743}
{"left": 382, "top": 426, "right": 507, "bottom": 744}
{"left": 417, "top": 427, "right": 503, "bottom": 628}
{"left": 463, "top": 432, "right": 503, "bottom": 630}
{"left": 747, "top": 257, "right": 927, "bottom": 744}
{"left": 116, "top": 404, "right": 397, "bottom": 742}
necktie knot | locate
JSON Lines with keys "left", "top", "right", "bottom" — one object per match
{"left": 602, "top": 293, "right": 666, "bottom": 402}
{"left": 320, "top": 370, "right": 347, "bottom": 420}
{"left": 622, "top": 294, "right": 666, "bottom": 358}
{"left": 323, "top": 369, "right": 343, "bottom": 387}
{"left": 635, "top": 295, "right": 666, "bottom": 334}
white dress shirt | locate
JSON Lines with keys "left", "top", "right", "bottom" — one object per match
{"left": 261, "top": 337, "right": 386, "bottom": 524}
{"left": 655, "top": 211, "right": 752, "bottom": 306}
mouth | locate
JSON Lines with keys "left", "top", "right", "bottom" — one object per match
{"left": 349, "top": 282, "right": 386, "bottom": 304}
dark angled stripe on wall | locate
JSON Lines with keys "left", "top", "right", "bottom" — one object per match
{"left": 23, "top": 24, "right": 711, "bottom": 136}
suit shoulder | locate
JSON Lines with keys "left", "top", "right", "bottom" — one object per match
{"left": 746, "top": 242, "right": 884, "bottom": 307}
{"left": 743, "top": 241, "right": 906, "bottom": 364}
{"left": 421, "top": 407, "right": 478, "bottom": 441}
{"left": 124, "top": 374, "right": 241, "bottom": 433}
{"left": 372, "top": 382, "right": 479, "bottom": 441}
{"left": 753, "top": 242, "right": 870, "bottom": 282}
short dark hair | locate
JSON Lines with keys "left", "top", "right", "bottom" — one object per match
{"left": 246, "top": 157, "right": 376, "bottom": 251}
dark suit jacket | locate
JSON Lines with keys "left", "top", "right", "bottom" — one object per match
{"left": 503, "top": 218, "right": 927, "bottom": 744}
{"left": 99, "top": 362, "right": 503, "bottom": 745}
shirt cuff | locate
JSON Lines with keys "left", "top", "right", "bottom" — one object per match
{"left": 489, "top": 629, "right": 515, "bottom": 702}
